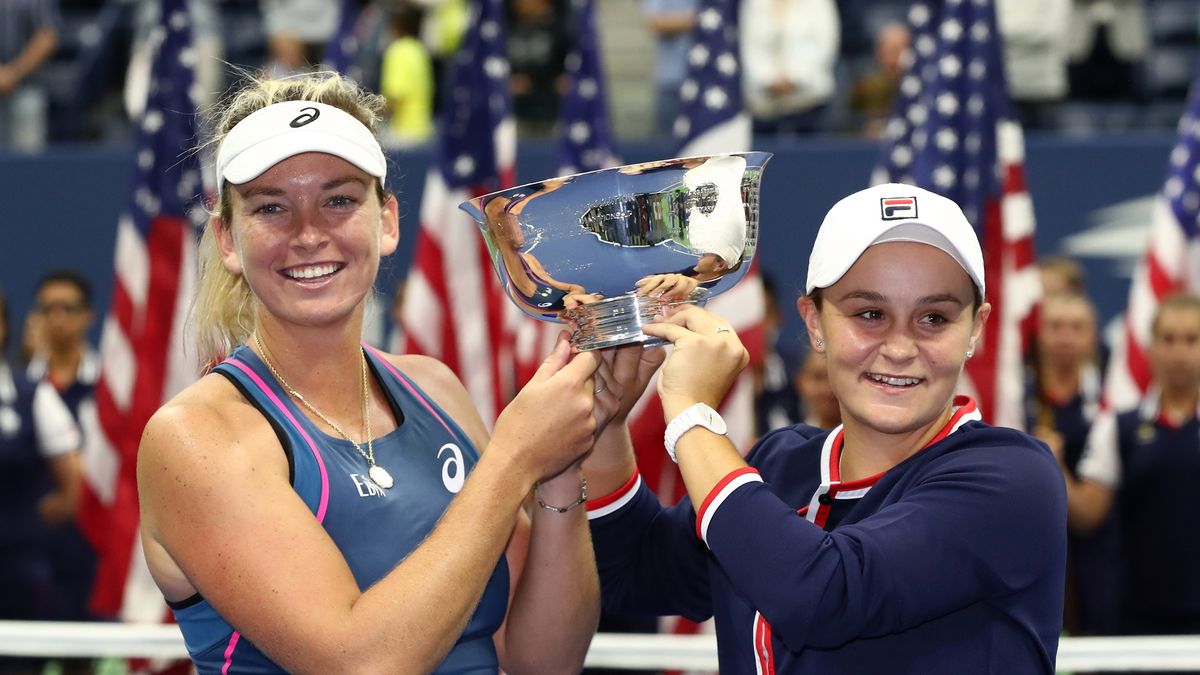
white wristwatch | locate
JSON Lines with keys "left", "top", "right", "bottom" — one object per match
{"left": 664, "top": 403, "right": 728, "bottom": 463}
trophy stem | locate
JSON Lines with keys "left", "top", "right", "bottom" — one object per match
{"left": 564, "top": 288, "right": 710, "bottom": 351}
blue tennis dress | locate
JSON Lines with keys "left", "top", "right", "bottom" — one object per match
{"left": 171, "top": 345, "right": 508, "bottom": 674}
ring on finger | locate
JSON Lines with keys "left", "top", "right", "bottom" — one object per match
{"left": 594, "top": 381, "right": 607, "bottom": 394}
{"left": 714, "top": 325, "right": 733, "bottom": 335}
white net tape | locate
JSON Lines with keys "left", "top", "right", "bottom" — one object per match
{"left": 2, "top": 622, "right": 1200, "bottom": 671}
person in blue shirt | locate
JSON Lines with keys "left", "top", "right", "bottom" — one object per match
{"left": 1026, "top": 291, "right": 1117, "bottom": 636}
{"left": 136, "top": 72, "right": 606, "bottom": 674}
{"left": 0, "top": 286, "right": 82, "bottom": 675}
{"left": 582, "top": 183, "right": 1067, "bottom": 673}
{"left": 1070, "top": 292, "right": 1200, "bottom": 640}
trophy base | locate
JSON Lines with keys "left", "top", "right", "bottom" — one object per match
{"left": 563, "top": 288, "right": 709, "bottom": 351}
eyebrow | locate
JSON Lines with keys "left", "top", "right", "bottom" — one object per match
{"left": 238, "top": 175, "right": 370, "bottom": 199}
{"left": 837, "top": 290, "right": 966, "bottom": 306}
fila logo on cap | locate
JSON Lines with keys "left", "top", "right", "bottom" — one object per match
{"left": 880, "top": 196, "right": 917, "bottom": 220}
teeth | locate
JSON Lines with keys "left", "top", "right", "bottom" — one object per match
{"left": 868, "top": 373, "right": 921, "bottom": 387}
{"left": 286, "top": 263, "right": 340, "bottom": 280}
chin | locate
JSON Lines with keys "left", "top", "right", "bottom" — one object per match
{"left": 859, "top": 402, "right": 941, "bottom": 434}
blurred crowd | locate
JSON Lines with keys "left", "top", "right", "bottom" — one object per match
{"left": 0, "top": 0, "right": 1194, "bottom": 153}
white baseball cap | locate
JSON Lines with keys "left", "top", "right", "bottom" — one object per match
{"left": 805, "top": 183, "right": 985, "bottom": 297}
{"left": 215, "top": 100, "right": 387, "bottom": 197}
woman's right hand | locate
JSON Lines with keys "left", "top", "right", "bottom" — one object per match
{"left": 491, "top": 333, "right": 601, "bottom": 482}
{"left": 640, "top": 304, "right": 748, "bottom": 418}
{"left": 635, "top": 273, "right": 699, "bottom": 301}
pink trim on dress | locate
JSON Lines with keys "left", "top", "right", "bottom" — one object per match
{"left": 221, "top": 631, "right": 241, "bottom": 674}
{"left": 225, "top": 358, "right": 330, "bottom": 523}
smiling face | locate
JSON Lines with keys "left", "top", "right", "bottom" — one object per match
{"left": 799, "top": 242, "right": 989, "bottom": 439}
{"left": 214, "top": 152, "right": 399, "bottom": 332}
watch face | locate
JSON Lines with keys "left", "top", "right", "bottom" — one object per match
{"left": 704, "top": 407, "right": 727, "bottom": 434}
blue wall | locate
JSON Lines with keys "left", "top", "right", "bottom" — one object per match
{"left": 0, "top": 132, "right": 1177, "bottom": 356}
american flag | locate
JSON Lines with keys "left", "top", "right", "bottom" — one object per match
{"left": 556, "top": 0, "right": 618, "bottom": 175}
{"left": 873, "top": 0, "right": 1038, "bottom": 430}
{"left": 80, "top": 0, "right": 204, "bottom": 621}
{"left": 1102, "top": 68, "right": 1200, "bottom": 411}
{"left": 322, "top": 0, "right": 363, "bottom": 81}
{"left": 621, "top": 0, "right": 763, "bottom": 508}
{"left": 401, "top": 0, "right": 519, "bottom": 424}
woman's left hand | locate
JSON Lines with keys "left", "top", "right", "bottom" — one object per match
{"left": 640, "top": 304, "right": 748, "bottom": 417}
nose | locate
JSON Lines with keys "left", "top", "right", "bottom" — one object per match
{"left": 879, "top": 326, "right": 919, "bottom": 362}
{"left": 292, "top": 206, "right": 329, "bottom": 251}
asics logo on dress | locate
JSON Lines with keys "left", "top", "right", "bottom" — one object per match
{"left": 349, "top": 443, "right": 467, "bottom": 497}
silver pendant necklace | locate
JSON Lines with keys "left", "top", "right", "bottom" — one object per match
{"left": 252, "top": 332, "right": 393, "bottom": 490}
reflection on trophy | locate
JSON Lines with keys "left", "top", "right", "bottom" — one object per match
{"left": 459, "top": 152, "right": 772, "bottom": 350}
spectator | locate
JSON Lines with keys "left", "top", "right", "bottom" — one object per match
{"left": 379, "top": 5, "right": 435, "bottom": 148}
{"left": 388, "top": 280, "right": 407, "bottom": 354}
{"left": 0, "top": 286, "right": 82, "bottom": 675}
{"left": 127, "top": 0, "right": 224, "bottom": 119}
{"left": 260, "top": 0, "right": 339, "bottom": 77}
{"left": 25, "top": 270, "right": 103, "bottom": 669}
{"left": 1027, "top": 292, "right": 1117, "bottom": 636}
{"left": 1067, "top": 0, "right": 1148, "bottom": 102}
{"left": 1039, "top": 255, "right": 1086, "bottom": 297}
{"left": 0, "top": 0, "right": 59, "bottom": 152}
{"left": 642, "top": 0, "right": 694, "bottom": 136}
{"left": 849, "top": 21, "right": 910, "bottom": 138}
{"left": 739, "top": 0, "right": 839, "bottom": 136}
{"left": 26, "top": 270, "right": 99, "bottom": 418}
{"left": 754, "top": 274, "right": 801, "bottom": 436}
{"left": 794, "top": 348, "right": 839, "bottom": 429}
{"left": 1069, "top": 293, "right": 1200, "bottom": 638}
{"left": 506, "top": 0, "right": 569, "bottom": 136}
{"left": 996, "top": 0, "right": 1071, "bottom": 129}
{"left": 415, "top": 0, "right": 469, "bottom": 116}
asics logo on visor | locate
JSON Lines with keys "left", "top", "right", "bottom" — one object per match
{"left": 289, "top": 107, "right": 320, "bottom": 128}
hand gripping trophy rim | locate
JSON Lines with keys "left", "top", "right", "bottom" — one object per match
{"left": 458, "top": 152, "right": 772, "bottom": 350}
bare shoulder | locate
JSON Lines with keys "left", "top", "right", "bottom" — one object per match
{"left": 138, "top": 373, "right": 288, "bottom": 514}
{"left": 379, "top": 353, "right": 490, "bottom": 448}
{"left": 140, "top": 374, "right": 276, "bottom": 465}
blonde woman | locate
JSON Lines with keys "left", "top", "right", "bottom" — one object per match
{"left": 137, "top": 73, "right": 605, "bottom": 674}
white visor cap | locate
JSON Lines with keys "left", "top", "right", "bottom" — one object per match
{"left": 805, "top": 183, "right": 985, "bottom": 297}
{"left": 216, "top": 100, "right": 386, "bottom": 196}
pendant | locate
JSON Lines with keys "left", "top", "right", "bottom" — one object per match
{"left": 369, "top": 464, "right": 394, "bottom": 490}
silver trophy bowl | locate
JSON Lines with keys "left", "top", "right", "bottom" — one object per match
{"left": 459, "top": 152, "right": 772, "bottom": 350}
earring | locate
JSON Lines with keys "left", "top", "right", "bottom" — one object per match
{"left": 965, "top": 350, "right": 974, "bottom": 360}
{"left": 815, "top": 338, "right": 824, "bottom": 350}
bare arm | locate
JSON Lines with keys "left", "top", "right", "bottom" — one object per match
{"left": 640, "top": 305, "right": 751, "bottom": 503}
{"left": 647, "top": 12, "right": 695, "bottom": 36}
{"left": 0, "top": 27, "right": 57, "bottom": 93}
{"left": 398, "top": 352, "right": 601, "bottom": 673}
{"left": 500, "top": 465, "right": 598, "bottom": 673}
{"left": 1061, "top": 472, "right": 1114, "bottom": 534}
{"left": 1041, "top": 416, "right": 1118, "bottom": 534}
{"left": 584, "top": 343, "right": 664, "bottom": 496}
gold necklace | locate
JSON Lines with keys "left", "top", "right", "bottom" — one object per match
{"left": 251, "top": 332, "right": 393, "bottom": 489}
